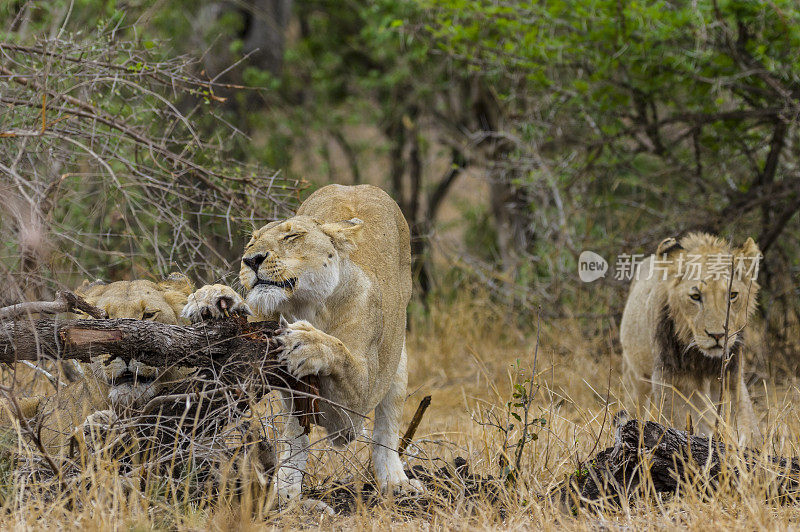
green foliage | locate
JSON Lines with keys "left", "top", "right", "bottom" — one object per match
{"left": 496, "top": 357, "right": 546, "bottom": 484}
{"left": 414, "top": 0, "right": 800, "bottom": 335}
{"left": 3, "top": 1, "right": 799, "bottom": 346}
{"left": 0, "top": 31, "right": 301, "bottom": 291}
{"left": 460, "top": 202, "right": 499, "bottom": 263}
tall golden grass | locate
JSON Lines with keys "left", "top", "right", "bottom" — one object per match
{"left": 1, "top": 287, "right": 799, "bottom": 530}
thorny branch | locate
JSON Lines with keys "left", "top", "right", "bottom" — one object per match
{"left": 0, "top": 289, "right": 106, "bottom": 321}
{"left": 0, "top": 36, "right": 306, "bottom": 299}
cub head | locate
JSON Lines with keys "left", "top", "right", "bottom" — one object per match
{"left": 76, "top": 273, "right": 194, "bottom": 408}
{"left": 658, "top": 233, "right": 761, "bottom": 357}
{"left": 239, "top": 215, "right": 363, "bottom": 315}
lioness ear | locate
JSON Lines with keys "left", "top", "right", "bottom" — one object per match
{"left": 76, "top": 279, "right": 106, "bottom": 296}
{"left": 656, "top": 237, "right": 683, "bottom": 257}
{"left": 159, "top": 272, "right": 194, "bottom": 296}
{"left": 320, "top": 218, "right": 364, "bottom": 254}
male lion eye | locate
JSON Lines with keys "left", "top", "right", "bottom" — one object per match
{"left": 283, "top": 233, "right": 302, "bottom": 242}
{"left": 689, "top": 293, "right": 702, "bottom": 302}
{"left": 730, "top": 292, "right": 739, "bottom": 300}
{"left": 142, "top": 310, "right": 158, "bottom": 320}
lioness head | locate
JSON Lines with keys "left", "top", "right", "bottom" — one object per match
{"left": 239, "top": 215, "right": 363, "bottom": 315}
{"left": 658, "top": 233, "right": 761, "bottom": 357}
{"left": 76, "top": 274, "right": 194, "bottom": 408}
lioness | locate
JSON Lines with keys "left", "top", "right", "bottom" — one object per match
{"left": 183, "top": 183, "right": 421, "bottom": 501}
{"left": 620, "top": 233, "right": 761, "bottom": 442}
{"left": 2, "top": 274, "right": 249, "bottom": 456}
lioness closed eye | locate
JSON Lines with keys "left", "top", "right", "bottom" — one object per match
{"left": 182, "top": 183, "right": 422, "bottom": 503}
{"left": 620, "top": 232, "right": 761, "bottom": 443}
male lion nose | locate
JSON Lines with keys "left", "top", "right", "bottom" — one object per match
{"left": 243, "top": 253, "right": 267, "bottom": 273}
{"left": 706, "top": 330, "right": 725, "bottom": 342}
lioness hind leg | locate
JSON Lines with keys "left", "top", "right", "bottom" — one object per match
{"left": 372, "top": 343, "right": 423, "bottom": 494}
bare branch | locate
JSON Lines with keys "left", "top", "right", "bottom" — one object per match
{"left": 0, "top": 290, "right": 106, "bottom": 321}
{"left": 398, "top": 395, "right": 431, "bottom": 457}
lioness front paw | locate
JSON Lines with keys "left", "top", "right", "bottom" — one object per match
{"left": 378, "top": 469, "right": 424, "bottom": 496}
{"left": 275, "top": 317, "right": 337, "bottom": 379}
{"left": 182, "top": 284, "right": 251, "bottom": 322}
{"left": 375, "top": 453, "right": 424, "bottom": 496}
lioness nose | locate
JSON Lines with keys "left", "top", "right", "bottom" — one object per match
{"left": 706, "top": 330, "right": 725, "bottom": 342}
{"left": 243, "top": 253, "right": 267, "bottom": 272}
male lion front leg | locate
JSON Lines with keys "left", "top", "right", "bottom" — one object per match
{"left": 729, "top": 374, "right": 761, "bottom": 445}
{"left": 373, "top": 344, "right": 423, "bottom": 494}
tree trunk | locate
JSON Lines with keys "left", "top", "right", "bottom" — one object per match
{"left": 0, "top": 315, "right": 319, "bottom": 428}
{"left": 472, "top": 86, "right": 536, "bottom": 276}
{"left": 240, "top": 0, "right": 293, "bottom": 77}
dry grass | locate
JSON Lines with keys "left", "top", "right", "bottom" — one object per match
{"left": 1, "top": 290, "right": 800, "bottom": 530}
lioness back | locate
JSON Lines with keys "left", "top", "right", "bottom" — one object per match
{"left": 297, "top": 184, "right": 412, "bottom": 373}
{"left": 298, "top": 184, "right": 411, "bottom": 301}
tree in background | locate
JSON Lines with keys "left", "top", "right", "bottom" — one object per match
{"left": 2, "top": 1, "right": 799, "bottom": 362}
{"left": 415, "top": 0, "right": 800, "bottom": 354}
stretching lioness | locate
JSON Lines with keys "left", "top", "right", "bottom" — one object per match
{"left": 183, "top": 183, "right": 421, "bottom": 501}
{"left": 620, "top": 233, "right": 761, "bottom": 442}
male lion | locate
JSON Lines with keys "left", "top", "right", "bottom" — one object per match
{"left": 182, "top": 183, "right": 421, "bottom": 501}
{"left": 620, "top": 233, "right": 761, "bottom": 442}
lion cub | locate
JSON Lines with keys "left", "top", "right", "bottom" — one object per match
{"left": 620, "top": 233, "right": 761, "bottom": 443}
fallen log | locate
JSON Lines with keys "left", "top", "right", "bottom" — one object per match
{"left": 555, "top": 418, "right": 800, "bottom": 510}
{"left": 0, "top": 314, "right": 274, "bottom": 366}
{"left": 0, "top": 313, "right": 319, "bottom": 431}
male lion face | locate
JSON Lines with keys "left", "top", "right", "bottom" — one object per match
{"left": 239, "top": 215, "right": 362, "bottom": 316}
{"left": 76, "top": 275, "right": 194, "bottom": 408}
{"left": 663, "top": 235, "right": 761, "bottom": 358}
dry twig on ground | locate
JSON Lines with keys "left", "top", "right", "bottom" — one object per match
{"left": 556, "top": 419, "right": 800, "bottom": 510}
{"left": 0, "top": 36, "right": 305, "bottom": 300}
